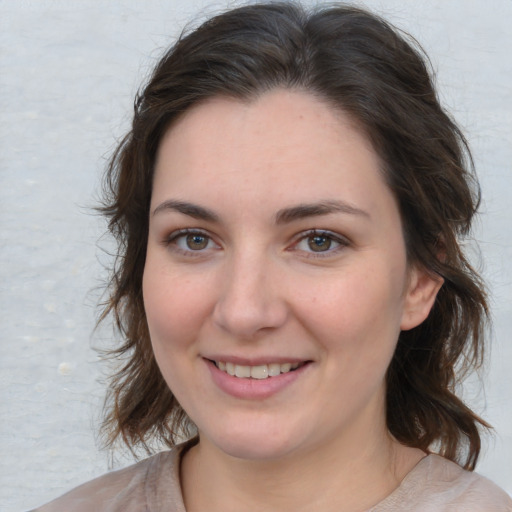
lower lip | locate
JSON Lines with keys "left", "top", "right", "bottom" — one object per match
{"left": 206, "top": 360, "right": 310, "bottom": 400}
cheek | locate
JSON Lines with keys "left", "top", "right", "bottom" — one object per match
{"left": 142, "top": 260, "right": 210, "bottom": 352}
{"left": 298, "top": 270, "right": 405, "bottom": 339}
{"left": 295, "top": 267, "right": 405, "bottom": 391}
{"left": 142, "top": 262, "right": 210, "bottom": 400}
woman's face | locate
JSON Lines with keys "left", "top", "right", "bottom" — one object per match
{"left": 143, "top": 89, "right": 439, "bottom": 460}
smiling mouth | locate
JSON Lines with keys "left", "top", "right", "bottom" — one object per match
{"left": 212, "top": 360, "right": 306, "bottom": 380}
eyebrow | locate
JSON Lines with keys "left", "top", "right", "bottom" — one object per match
{"left": 275, "top": 200, "right": 370, "bottom": 224}
{"left": 152, "top": 199, "right": 219, "bottom": 222}
{"left": 152, "top": 199, "right": 369, "bottom": 223}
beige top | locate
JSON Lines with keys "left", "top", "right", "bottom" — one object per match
{"left": 32, "top": 442, "right": 512, "bottom": 512}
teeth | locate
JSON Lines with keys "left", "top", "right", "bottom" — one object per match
{"left": 215, "top": 361, "right": 301, "bottom": 379}
{"left": 235, "top": 365, "right": 251, "bottom": 378}
{"left": 268, "top": 363, "right": 281, "bottom": 377}
{"left": 226, "top": 362, "right": 236, "bottom": 376}
{"left": 251, "top": 365, "right": 268, "bottom": 380}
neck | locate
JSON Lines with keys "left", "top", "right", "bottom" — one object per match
{"left": 180, "top": 421, "right": 425, "bottom": 512}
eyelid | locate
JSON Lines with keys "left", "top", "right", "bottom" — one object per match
{"left": 161, "top": 227, "right": 349, "bottom": 258}
{"left": 163, "top": 228, "right": 221, "bottom": 254}
{"left": 289, "top": 229, "right": 350, "bottom": 257}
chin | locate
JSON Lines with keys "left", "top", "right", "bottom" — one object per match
{"left": 200, "top": 421, "right": 306, "bottom": 461}
{"left": 215, "top": 438, "right": 295, "bottom": 461}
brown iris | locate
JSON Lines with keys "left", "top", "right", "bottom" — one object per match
{"left": 186, "top": 233, "right": 209, "bottom": 250}
{"left": 308, "top": 235, "right": 332, "bottom": 252}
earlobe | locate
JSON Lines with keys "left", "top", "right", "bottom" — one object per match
{"left": 400, "top": 267, "right": 443, "bottom": 331}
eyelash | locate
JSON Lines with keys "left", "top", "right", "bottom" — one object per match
{"left": 163, "top": 228, "right": 219, "bottom": 256}
{"left": 162, "top": 228, "right": 350, "bottom": 258}
{"left": 290, "top": 229, "right": 350, "bottom": 258}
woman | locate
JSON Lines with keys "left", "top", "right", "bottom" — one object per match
{"left": 33, "top": 2, "right": 512, "bottom": 511}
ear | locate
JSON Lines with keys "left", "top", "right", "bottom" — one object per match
{"left": 400, "top": 267, "right": 443, "bottom": 331}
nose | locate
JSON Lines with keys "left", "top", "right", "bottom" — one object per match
{"left": 212, "top": 250, "right": 288, "bottom": 340}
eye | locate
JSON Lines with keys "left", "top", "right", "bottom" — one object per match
{"left": 181, "top": 233, "right": 210, "bottom": 250}
{"left": 305, "top": 234, "right": 335, "bottom": 252}
{"left": 293, "top": 230, "right": 348, "bottom": 256}
{"left": 165, "top": 229, "right": 219, "bottom": 254}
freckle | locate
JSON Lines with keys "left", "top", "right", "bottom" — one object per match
{"left": 58, "top": 362, "right": 73, "bottom": 376}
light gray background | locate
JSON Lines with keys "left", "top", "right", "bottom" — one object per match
{"left": 1, "top": 1, "right": 511, "bottom": 510}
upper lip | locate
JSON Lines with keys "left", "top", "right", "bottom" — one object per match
{"left": 204, "top": 355, "right": 310, "bottom": 366}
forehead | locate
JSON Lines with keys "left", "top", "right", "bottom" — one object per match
{"left": 152, "top": 89, "right": 394, "bottom": 221}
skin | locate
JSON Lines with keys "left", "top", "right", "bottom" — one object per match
{"left": 143, "top": 89, "right": 442, "bottom": 512}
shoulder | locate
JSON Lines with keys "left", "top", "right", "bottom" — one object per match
{"left": 29, "top": 443, "right": 187, "bottom": 512}
{"left": 375, "top": 454, "right": 512, "bottom": 511}
{"left": 425, "top": 455, "right": 511, "bottom": 510}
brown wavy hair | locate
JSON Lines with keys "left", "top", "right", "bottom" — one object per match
{"left": 99, "top": 2, "right": 489, "bottom": 469}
